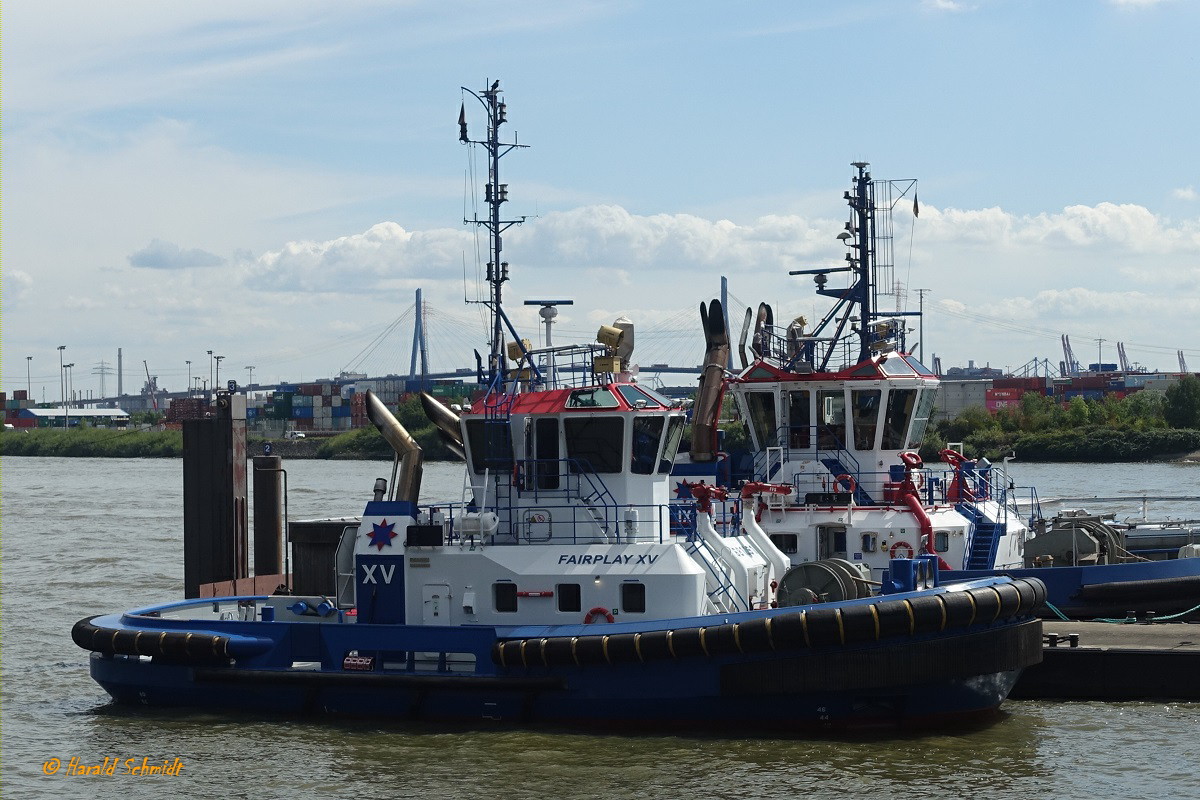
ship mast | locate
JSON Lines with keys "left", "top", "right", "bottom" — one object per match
{"left": 790, "top": 162, "right": 917, "bottom": 370}
{"left": 459, "top": 80, "right": 529, "bottom": 389}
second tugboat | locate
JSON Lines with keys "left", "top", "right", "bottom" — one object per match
{"left": 690, "top": 161, "right": 1200, "bottom": 621}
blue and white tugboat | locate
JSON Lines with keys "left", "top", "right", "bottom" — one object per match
{"left": 73, "top": 86, "right": 1046, "bottom": 731}
{"left": 691, "top": 161, "right": 1200, "bottom": 621}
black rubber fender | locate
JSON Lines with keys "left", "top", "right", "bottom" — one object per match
{"left": 605, "top": 633, "right": 641, "bottom": 663}
{"left": 733, "top": 616, "right": 775, "bottom": 652}
{"left": 636, "top": 629, "right": 673, "bottom": 661}
{"left": 668, "top": 627, "right": 706, "bottom": 659}
{"left": 768, "top": 611, "right": 810, "bottom": 649}
{"left": 72, "top": 616, "right": 231, "bottom": 663}
{"left": 703, "top": 624, "right": 740, "bottom": 656}
{"left": 541, "top": 636, "right": 575, "bottom": 666}
{"left": 968, "top": 585, "right": 1003, "bottom": 623}
{"left": 839, "top": 603, "right": 880, "bottom": 644}
{"left": 1021, "top": 577, "right": 1049, "bottom": 608}
{"left": 941, "top": 590, "right": 978, "bottom": 629}
{"left": 573, "top": 635, "right": 607, "bottom": 665}
{"left": 803, "top": 607, "right": 842, "bottom": 647}
{"left": 992, "top": 581, "right": 1023, "bottom": 618}
{"left": 908, "top": 594, "right": 948, "bottom": 634}
{"left": 493, "top": 639, "right": 518, "bottom": 668}
{"left": 874, "top": 600, "right": 915, "bottom": 639}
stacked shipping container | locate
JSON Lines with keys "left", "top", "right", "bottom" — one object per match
{"left": 3, "top": 391, "right": 36, "bottom": 428}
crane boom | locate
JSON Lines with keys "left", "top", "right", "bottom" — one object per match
{"left": 1061, "top": 335, "right": 1080, "bottom": 377}
{"left": 144, "top": 360, "right": 158, "bottom": 411}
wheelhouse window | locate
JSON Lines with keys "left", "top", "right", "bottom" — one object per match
{"left": 788, "top": 391, "right": 811, "bottom": 450}
{"left": 465, "top": 419, "right": 514, "bottom": 475}
{"left": 907, "top": 390, "right": 937, "bottom": 449}
{"left": 851, "top": 390, "right": 882, "bottom": 450}
{"left": 566, "top": 388, "right": 619, "bottom": 408}
{"left": 556, "top": 583, "right": 581, "bottom": 613}
{"left": 631, "top": 416, "right": 665, "bottom": 474}
{"left": 494, "top": 582, "right": 518, "bottom": 613}
{"left": 816, "top": 390, "right": 846, "bottom": 450}
{"left": 882, "top": 389, "right": 917, "bottom": 450}
{"left": 660, "top": 416, "right": 686, "bottom": 472}
{"left": 616, "top": 385, "right": 666, "bottom": 408}
{"left": 564, "top": 417, "right": 624, "bottom": 473}
{"left": 880, "top": 357, "right": 916, "bottom": 376}
{"left": 744, "top": 391, "right": 778, "bottom": 448}
{"left": 903, "top": 356, "right": 937, "bottom": 376}
{"left": 620, "top": 582, "right": 646, "bottom": 614}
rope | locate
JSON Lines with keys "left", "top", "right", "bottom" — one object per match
{"left": 1091, "top": 600, "right": 1200, "bottom": 624}
{"left": 1043, "top": 600, "right": 1072, "bottom": 621}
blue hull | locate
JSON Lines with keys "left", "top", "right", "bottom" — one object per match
{"left": 89, "top": 653, "right": 1026, "bottom": 731}
{"left": 945, "top": 557, "right": 1200, "bottom": 619}
{"left": 77, "top": 579, "right": 1046, "bottom": 732}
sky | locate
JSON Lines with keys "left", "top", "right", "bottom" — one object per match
{"left": 4, "top": 0, "right": 1200, "bottom": 403}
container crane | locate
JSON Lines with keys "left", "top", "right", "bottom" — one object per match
{"left": 1117, "top": 342, "right": 1131, "bottom": 373}
{"left": 144, "top": 360, "right": 158, "bottom": 411}
{"left": 1061, "top": 335, "right": 1081, "bottom": 377}
{"left": 1180, "top": 350, "right": 1189, "bottom": 374}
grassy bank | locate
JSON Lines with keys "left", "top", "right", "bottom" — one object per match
{"left": 921, "top": 426, "right": 1200, "bottom": 463}
{"left": 1, "top": 428, "right": 185, "bottom": 458}
{"left": 0, "top": 423, "right": 457, "bottom": 461}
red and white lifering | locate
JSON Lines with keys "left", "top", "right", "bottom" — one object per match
{"left": 889, "top": 540, "right": 915, "bottom": 559}
{"left": 834, "top": 474, "right": 857, "bottom": 495}
{"left": 583, "top": 606, "right": 615, "bottom": 624}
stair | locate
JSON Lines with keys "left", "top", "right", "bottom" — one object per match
{"left": 684, "top": 538, "right": 740, "bottom": 613}
{"left": 958, "top": 503, "right": 1006, "bottom": 569}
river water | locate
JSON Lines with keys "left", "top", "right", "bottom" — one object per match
{"left": 3, "top": 456, "right": 1199, "bottom": 799}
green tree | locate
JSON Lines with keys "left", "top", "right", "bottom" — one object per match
{"left": 1065, "top": 395, "right": 1090, "bottom": 426}
{"left": 1018, "top": 391, "right": 1058, "bottom": 431}
{"left": 1164, "top": 375, "right": 1200, "bottom": 429}
{"left": 1122, "top": 389, "right": 1166, "bottom": 430}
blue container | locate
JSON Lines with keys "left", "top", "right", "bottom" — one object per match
{"left": 293, "top": 407, "right": 313, "bottom": 419}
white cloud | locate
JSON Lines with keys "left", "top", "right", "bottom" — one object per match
{"left": 3, "top": 270, "right": 35, "bottom": 309}
{"left": 516, "top": 205, "right": 838, "bottom": 274}
{"left": 922, "top": 0, "right": 970, "bottom": 11}
{"left": 1174, "top": 186, "right": 1198, "bottom": 201}
{"left": 129, "top": 239, "right": 224, "bottom": 269}
{"left": 247, "top": 222, "right": 472, "bottom": 294}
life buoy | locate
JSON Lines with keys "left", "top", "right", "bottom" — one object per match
{"left": 583, "top": 606, "right": 615, "bottom": 624}
{"left": 834, "top": 474, "right": 857, "bottom": 495}
{"left": 899, "top": 451, "right": 923, "bottom": 469}
{"left": 889, "top": 540, "right": 915, "bottom": 559}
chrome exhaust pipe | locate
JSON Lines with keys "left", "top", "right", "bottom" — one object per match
{"left": 419, "top": 392, "right": 466, "bottom": 461}
{"left": 365, "top": 390, "right": 423, "bottom": 503}
{"left": 690, "top": 299, "right": 730, "bottom": 463}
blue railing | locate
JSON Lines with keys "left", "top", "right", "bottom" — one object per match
{"left": 753, "top": 424, "right": 863, "bottom": 488}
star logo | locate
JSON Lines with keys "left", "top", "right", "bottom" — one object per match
{"left": 368, "top": 519, "right": 398, "bottom": 550}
